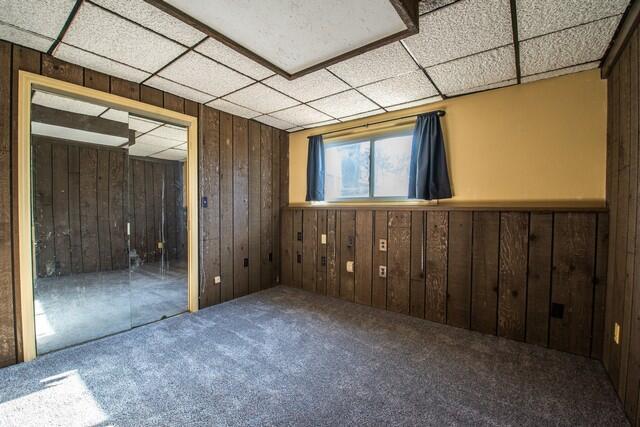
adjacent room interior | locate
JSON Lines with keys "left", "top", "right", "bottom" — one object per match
{"left": 0, "top": 0, "right": 639, "bottom": 425}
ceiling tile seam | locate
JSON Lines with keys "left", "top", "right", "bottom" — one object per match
{"left": 418, "top": 0, "right": 462, "bottom": 16}
{"left": 323, "top": 68, "right": 388, "bottom": 112}
{"left": 85, "top": 0, "right": 193, "bottom": 49}
{"left": 518, "top": 13, "right": 624, "bottom": 43}
{"left": 520, "top": 59, "right": 603, "bottom": 79}
{"left": 206, "top": 98, "right": 261, "bottom": 116}
{"left": 131, "top": 123, "right": 165, "bottom": 141}
{"left": 0, "top": 20, "right": 56, "bottom": 42}
{"left": 384, "top": 97, "right": 439, "bottom": 110}
{"left": 399, "top": 40, "right": 445, "bottom": 99}
{"left": 337, "top": 109, "right": 383, "bottom": 122}
{"left": 509, "top": 0, "right": 522, "bottom": 84}
{"left": 139, "top": 37, "right": 209, "bottom": 85}
{"left": 422, "top": 42, "right": 514, "bottom": 70}
{"left": 47, "top": 0, "right": 83, "bottom": 55}
{"left": 192, "top": 47, "right": 274, "bottom": 83}
{"left": 53, "top": 41, "right": 152, "bottom": 75}
{"left": 445, "top": 76, "right": 519, "bottom": 100}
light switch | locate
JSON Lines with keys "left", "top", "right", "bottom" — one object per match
{"left": 379, "top": 239, "right": 387, "bottom": 251}
{"left": 346, "top": 261, "right": 354, "bottom": 273}
{"left": 214, "top": 276, "right": 221, "bottom": 284}
{"left": 321, "top": 233, "right": 327, "bottom": 244}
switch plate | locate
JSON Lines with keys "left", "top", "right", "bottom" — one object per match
{"left": 214, "top": 276, "right": 221, "bottom": 284}
{"left": 614, "top": 322, "right": 620, "bottom": 344}
{"left": 346, "top": 261, "right": 354, "bottom": 273}
{"left": 321, "top": 233, "right": 327, "bottom": 244}
{"left": 379, "top": 265, "right": 387, "bottom": 278}
{"left": 379, "top": 239, "right": 387, "bottom": 251}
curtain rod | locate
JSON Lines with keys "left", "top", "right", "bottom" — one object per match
{"left": 320, "top": 109, "right": 445, "bottom": 138}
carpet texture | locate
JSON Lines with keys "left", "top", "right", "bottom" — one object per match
{"left": 0, "top": 286, "right": 629, "bottom": 426}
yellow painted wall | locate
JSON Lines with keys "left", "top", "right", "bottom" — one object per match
{"left": 288, "top": 69, "right": 607, "bottom": 207}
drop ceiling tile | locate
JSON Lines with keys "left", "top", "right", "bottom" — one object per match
{"left": 304, "top": 120, "right": 340, "bottom": 129}
{"left": 271, "top": 105, "right": 333, "bottom": 126}
{"left": 175, "top": 143, "right": 187, "bottom": 151}
{"left": 129, "top": 116, "right": 164, "bottom": 133}
{"left": 517, "top": 0, "right": 629, "bottom": 40}
{"left": 0, "top": 23, "right": 54, "bottom": 52}
{"left": 224, "top": 83, "right": 299, "bottom": 114}
{"left": 195, "top": 38, "right": 274, "bottom": 80}
{"left": 404, "top": 0, "right": 512, "bottom": 67}
{"left": 63, "top": 2, "right": 186, "bottom": 73}
{"left": 148, "top": 124, "right": 188, "bottom": 142}
{"left": 386, "top": 96, "right": 443, "bottom": 111}
{"left": 206, "top": 99, "right": 261, "bottom": 119}
{"left": 145, "top": 75, "right": 212, "bottom": 104}
{"left": 358, "top": 71, "right": 438, "bottom": 107}
{"left": 253, "top": 115, "right": 295, "bottom": 130}
{"left": 419, "top": 0, "right": 458, "bottom": 15}
{"left": 339, "top": 109, "right": 385, "bottom": 121}
{"left": 128, "top": 142, "right": 162, "bottom": 157}
{"left": 448, "top": 78, "right": 517, "bottom": 96}
{"left": 100, "top": 108, "right": 129, "bottom": 123}
{"left": 522, "top": 61, "right": 600, "bottom": 84}
{"left": 427, "top": 45, "right": 516, "bottom": 95}
{"left": 32, "top": 91, "right": 108, "bottom": 116}
{"left": 262, "top": 69, "right": 350, "bottom": 102}
{"left": 328, "top": 43, "right": 418, "bottom": 87}
{"left": 308, "top": 90, "right": 379, "bottom": 119}
{"left": 54, "top": 43, "right": 151, "bottom": 83}
{"left": 91, "top": 0, "right": 205, "bottom": 46}
{"left": 520, "top": 16, "right": 620, "bottom": 77}
{"left": 136, "top": 133, "right": 182, "bottom": 149}
{"left": 151, "top": 149, "right": 187, "bottom": 161}
{"left": 159, "top": 51, "right": 253, "bottom": 97}
{"left": 0, "top": 0, "right": 76, "bottom": 39}
{"left": 286, "top": 127, "right": 304, "bottom": 132}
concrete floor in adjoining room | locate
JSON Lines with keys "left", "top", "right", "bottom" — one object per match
{"left": 34, "top": 261, "right": 187, "bottom": 354}
{"left": 0, "top": 286, "right": 628, "bottom": 426}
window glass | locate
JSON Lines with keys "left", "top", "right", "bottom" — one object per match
{"left": 373, "top": 134, "right": 412, "bottom": 197}
{"left": 325, "top": 141, "right": 370, "bottom": 200}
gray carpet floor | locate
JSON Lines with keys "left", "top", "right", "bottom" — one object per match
{"left": 0, "top": 286, "right": 629, "bottom": 426}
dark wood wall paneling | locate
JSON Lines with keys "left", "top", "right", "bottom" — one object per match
{"left": 0, "top": 43, "right": 289, "bottom": 367}
{"left": 281, "top": 207, "right": 607, "bottom": 359}
{"left": 604, "top": 23, "right": 640, "bottom": 425}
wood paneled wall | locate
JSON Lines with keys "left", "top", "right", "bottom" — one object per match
{"left": 0, "top": 41, "right": 289, "bottom": 367}
{"left": 31, "top": 136, "right": 185, "bottom": 277}
{"left": 281, "top": 208, "right": 608, "bottom": 357}
{"left": 603, "top": 22, "right": 640, "bottom": 425}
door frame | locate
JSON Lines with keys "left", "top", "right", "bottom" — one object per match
{"left": 18, "top": 71, "right": 199, "bottom": 361}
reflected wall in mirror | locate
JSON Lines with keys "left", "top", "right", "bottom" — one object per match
{"left": 30, "top": 88, "right": 189, "bottom": 355}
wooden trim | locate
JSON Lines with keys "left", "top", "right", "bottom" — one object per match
{"left": 285, "top": 202, "right": 608, "bottom": 212}
{"left": 601, "top": 0, "right": 640, "bottom": 78}
{"left": 17, "top": 71, "right": 199, "bottom": 361}
{"left": 142, "top": 0, "right": 419, "bottom": 80}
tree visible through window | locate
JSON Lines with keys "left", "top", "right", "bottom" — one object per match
{"left": 324, "top": 130, "right": 412, "bottom": 201}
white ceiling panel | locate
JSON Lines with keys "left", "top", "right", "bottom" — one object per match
{"left": 0, "top": 0, "right": 76, "bottom": 38}
{"left": 54, "top": 43, "right": 151, "bottom": 83}
{"left": 522, "top": 61, "right": 600, "bottom": 84}
{"left": 404, "top": 0, "right": 512, "bottom": 68}
{"left": 304, "top": 119, "right": 340, "bottom": 129}
{"left": 386, "top": 96, "right": 443, "bottom": 111}
{"left": 419, "top": 0, "right": 458, "bottom": 15}
{"left": 308, "top": 90, "right": 379, "bottom": 118}
{"left": 136, "top": 133, "right": 183, "bottom": 149}
{"left": 129, "top": 116, "right": 164, "bottom": 133}
{"left": 448, "top": 78, "right": 517, "bottom": 96}
{"left": 0, "top": 23, "right": 54, "bottom": 52}
{"left": 427, "top": 45, "right": 516, "bottom": 95}
{"left": 174, "top": 143, "right": 187, "bottom": 151}
{"left": 147, "top": 124, "right": 188, "bottom": 142}
{"left": 91, "top": 0, "right": 206, "bottom": 46}
{"left": 128, "top": 142, "right": 162, "bottom": 157}
{"left": 32, "top": 91, "right": 108, "bottom": 116}
{"left": 253, "top": 115, "right": 295, "bottom": 130}
{"left": 31, "top": 122, "right": 128, "bottom": 146}
{"left": 63, "top": 2, "right": 186, "bottom": 73}
{"left": 206, "top": 99, "right": 261, "bottom": 119}
{"left": 195, "top": 38, "right": 274, "bottom": 80}
{"left": 262, "top": 69, "right": 350, "bottom": 103}
{"left": 517, "top": 0, "right": 630, "bottom": 40}
{"left": 286, "top": 127, "right": 304, "bottom": 132}
{"left": 164, "top": 0, "right": 407, "bottom": 74}
{"left": 224, "top": 83, "right": 299, "bottom": 114}
{"left": 520, "top": 16, "right": 621, "bottom": 77}
{"left": 327, "top": 43, "right": 418, "bottom": 87}
{"left": 358, "top": 71, "right": 438, "bottom": 107}
{"left": 339, "top": 109, "right": 385, "bottom": 122}
{"left": 271, "top": 105, "right": 333, "bottom": 126}
{"left": 145, "top": 75, "right": 212, "bottom": 104}
{"left": 100, "top": 108, "right": 129, "bottom": 123}
{"left": 151, "top": 148, "right": 187, "bottom": 161}
{"left": 159, "top": 51, "right": 253, "bottom": 97}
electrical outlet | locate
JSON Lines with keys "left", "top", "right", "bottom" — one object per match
{"left": 157, "top": 241, "right": 164, "bottom": 249}
{"left": 346, "top": 261, "right": 354, "bottom": 273}
{"left": 379, "top": 239, "right": 387, "bottom": 252}
{"left": 214, "top": 276, "right": 221, "bottom": 284}
{"left": 614, "top": 322, "right": 620, "bottom": 344}
{"left": 321, "top": 233, "right": 327, "bottom": 244}
{"left": 379, "top": 265, "right": 387, "bottom": 278}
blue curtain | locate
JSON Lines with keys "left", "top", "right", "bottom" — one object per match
{"left": 306, "top": 135, "right": 325, "bottom": 201}
{"left": 408, "top": 112, "right": 452, "bottom": 200}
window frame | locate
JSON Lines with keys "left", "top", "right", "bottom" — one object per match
{"left": 324, "top": 127, "right": 413, "bottom": 202}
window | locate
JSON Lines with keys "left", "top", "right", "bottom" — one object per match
{"left": 324, "top": 130, "right": 413, "bottom": 201}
